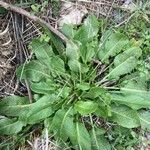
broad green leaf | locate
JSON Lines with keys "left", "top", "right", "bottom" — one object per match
{"left": 80, "top": 40, "right": 98, "bottom": 64}
{"left": 83, "top": 87, "right": 108, "bottom": 99}
{"left": 111, "top": 93, "right": 150, "bottom": 110}
{"left": 76, "top": 122, "right": 91, "bottom": 150}
{"left": 66, "top": 41, "right": 81, "bottom": 72}
{"left": 0, "top": 95, "right": 56, "bottom": 125}
{"left": 138, "top": 111, "right": 150, "bottom": 131}
{"left": 51, "top": 56, "right": 65, "bottom": 74}
{"left": 0, "top": 118, "right": 25, "bottom": 135}
{"left": 27, "top": 107, "right": 53, "bottom": 124}
{"left": 76, "top": 82, "right": 90, "bottom": 91}
{"left": 106, "top": 56, "right": 138, "bottom": 80}
{"left": 30, "top": 80, "right": 56, "bottom": 94}
{"left": 74, "top": 101, "right": 98, "bottom": 115}
{"left": 91, "top": 128, "right": 111, "bottom": 150}
{"left": 66, "top": 41, "right": 80, "bottom": 60}
{"left": 94, "top": 103, "right": 108, "bottom": 118}
{"left": 61, "top": 24, "right": 76, "bottom": 39}
{"left": 23, "top": 95, "right": 56, "bottom": 123}
{"left": 30, "top": 39, "right": 53, "bottom": 66}
{"left": 75, "top": 15, "right": 99, "bottom": 43}
{"left": 61, "top": 86, "right": 71, "bottom": 99}
{"left": 68, "top": 59, "right": 81, "bottom": 72}
{"left": 98, "top": 31, "right": 129, "bottom": 63}
{"left": 50, "top": 107, "right": 76, "bottom": 142}
{"left": 85, "top": 40, "right": 98, "bottom": 63}
{"left": 114, "top": 47, "right": 142, "bottom": 66}
{"left": 0, "top": 96, "right": 29, "bottom": 116}
{"left": 103, "top": 46, "right": 142, "bottom": 80}
{"left": 17, "top": 60, "right": 51, "bottom": 82}
{"left": 111, "top": 79, "right": 150, "bottom": 109}
{"left": 111, "top": 105, "right": 140, "bottom": 128}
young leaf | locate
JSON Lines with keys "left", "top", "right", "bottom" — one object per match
{"left": 98, "top": 31, "right": 129, "bottom": 63}
{"left": 74, "top": 101, "right": 98, "bottom": 115}
{"left": 50, "top": 107, "right": 76, "bottom": 142}
{"left": 0, "top": 118, "right": 25, "bottom": 135}
{"left": 76, "top": 122, "right": 91, "bottom": 150}
{"left": 111, "top": 105, "right": 140, "bottom": 128}
{"left": 138, "top": 111, "right": 150, "bottom": 131}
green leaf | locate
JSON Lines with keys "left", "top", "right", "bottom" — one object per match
{"left": 0, "top": 95, "right": 56, "bottom": 125}
{"left": 106, "top": 56, "right": 138, "bottom": 80}
{"left": 138, "top": 111, "right": 150, "bottom": 131}
{"left": 0, "top": 7, "right": 7, "bottom": 14}
{"left": 61, "top": 86, "right": 71, "bottom": 99}
{"left": 24, "top": 95, "right": 56, "bottom": 123}
{"left": 51, "top": 56, "right": 65, "bottom": 74}
{"left": 76, "top": 83, "right": 90, "bottom": 91}
{"left": 17, "top": 60, "right": 51, "bottom": 82}
{"left": 61, "top": 24, "right": 76, "bottom": 39}
{"left": 30, "top": 39, "right": 53, "bottom": 66}
{"left": 102, "top": 46, "right": 142, "bottom": 80}
{"left": 0, "top": 118, "right": 25, "bottom": 135}
{"left": 66, "top": 41, "right": 80, "bottom": 60}
{"left": 66, "top": 41, "right": 81, "bottom": 72}
{"left": 113, "top": 47, "right": 142, "bottom": 66}
{"left": 50, "top": 107, "right": 76, "bottom": 142}
{"left": 98, "top": 31, "right": 129, "bottom": 63}
{"left": 111, "top": 92, "right": 150, "bottom": 110}
{"left": 80, "top": 40, "right": 98, "bottom": 64}
{"left": 68, "top": 59, "right": 81, "bottom": 72}
{"left": 111, "top": 105, "right": 140, "bottom": 128}
{"left": 30, "top": 80, "right": 56, "bottom": 94}
{"left": 75, "top": 15, "right": 99, "bottom": 43}
{"left": 27, "top": 107, "right": 53, "bottom": 124}
{"left": 74, "top": 101, "right": 98, "bottom": 115}
{"left": 83, "top": 87, "right": 107, "bottom": 99}
{"left": 91, "top": 128, "right": 111, "bottom": 150}
{"left": 0, "top": 96, "right": 29, "bottom": 116}
{"left": 111, "top": 79, "right": 150, "bottom": 109}
{"left": 45, "top": 29, "right": 65, "bottom": 55}
{"left": 76, "top": 122, "right": 91, "bottom": 150}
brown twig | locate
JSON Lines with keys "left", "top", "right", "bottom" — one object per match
{"left": 0, "top": 1, "right": 68, "bottom": 43}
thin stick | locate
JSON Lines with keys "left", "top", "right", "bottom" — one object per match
{"left": 0, "top": 1, "right": 68, "bottom": 43}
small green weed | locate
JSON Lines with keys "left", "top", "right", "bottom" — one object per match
{"left": 0, "top": 15, "right": 150, "bottom": 149}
